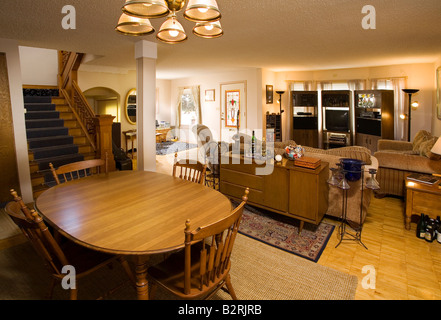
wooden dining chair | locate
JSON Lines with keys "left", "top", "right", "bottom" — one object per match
{"left": 6, "top": 189, "right": 136, "bottom": 300}
{"left": 49, "top": 153, "right": 108, "bottom": 185}
{"left": 172, "top": 152, "right": 207, "bottom": 185}
{"left": 147, "top": 187, "right": 249, "bottom": 300}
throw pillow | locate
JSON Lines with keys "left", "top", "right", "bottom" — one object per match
{"left": 419, "top": 136, "right": 441, "bottom": 160}
{"left": 412, "top": 130, "right": 432, "bottom": 151}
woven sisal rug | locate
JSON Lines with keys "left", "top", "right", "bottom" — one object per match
{"left": 238, "top": 204, "right": 334, "bottom": 263}
{"left": 0, "top": 235, "right": 357, "bottom": 300}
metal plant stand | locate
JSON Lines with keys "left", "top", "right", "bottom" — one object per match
{"left": 328, "top": 163, "right": 380, "bottom": 250}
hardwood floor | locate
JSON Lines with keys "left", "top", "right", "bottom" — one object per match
{"left": 319, "top": 196, "right": 441, "bottom": 300}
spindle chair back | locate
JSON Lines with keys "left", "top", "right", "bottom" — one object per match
{"left": 172, "top": 152, "right": 207, "bottom": 185}
{"left": 147, "top": 188, "right": 249, "bottom": 300}
{"left": 49, "top": 154, "right": 108, "bottom": 185}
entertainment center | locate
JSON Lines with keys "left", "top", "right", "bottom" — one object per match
{"left": 286, "top": 89, "right": 394, "bottom": 151}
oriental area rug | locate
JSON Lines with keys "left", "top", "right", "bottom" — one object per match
{"left": 237, "top": 204, "right": 335, "bottom": 263}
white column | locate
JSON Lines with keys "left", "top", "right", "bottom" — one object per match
{"left": 0, "top": 38, "right": 33, "bottom": 203}
{"left": 135, "top": 40, "right": 157, "bottom": 172}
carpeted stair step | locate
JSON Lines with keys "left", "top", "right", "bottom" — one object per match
{"left": 28, "top": 135, "right": 74, "bottom": 149}
{"left": 26, "top": 127, "right": 68, "bottom": 139}
{"left": 23, "top": 96, "right": 52, "bottom": 103}
{"left": 25, "top": 110, "right": 60, "bottom": 120}
{"left": 30, "top": 144, "right": 79, "bottom": 160}
{"left": 24, "top": 103, "right": 56, "bottom": 112}
{"left": 25, "top": 118, "right": 65, "bottom": 129}
{"left": 33, "top": 153, "right": 84, "bottom": 171}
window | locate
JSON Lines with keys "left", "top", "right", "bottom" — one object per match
{"left": 177, "top": 86, "right": 201, "bottom": 128}
{"left": 180, "top": 88, "right": 197, "bottom": 126}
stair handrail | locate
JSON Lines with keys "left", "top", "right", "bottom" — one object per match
{"left": 58, "top": 51, "right": 83, "bottom": 99}
{"left": 58, "top": 50, "right": 97, "bottom": 152}
{"left": 60, "top": 87, "right": 97, "bottom": 151}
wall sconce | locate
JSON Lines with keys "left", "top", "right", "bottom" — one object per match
{"left": 402, "top": 89, "right": 419, "bottom": 142}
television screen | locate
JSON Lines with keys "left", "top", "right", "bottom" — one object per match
{"left": 325, "top": 110, "right": 349, "bottom": 132}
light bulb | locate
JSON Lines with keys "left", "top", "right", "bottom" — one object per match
{"left": 198, "top": 8, "right": 208, "bottom": 13}
{"left": 169, "top": 30, "right": 179, "bottom": 37}
{"left": 205, "top": 24, "right": 214, "bottom": 31}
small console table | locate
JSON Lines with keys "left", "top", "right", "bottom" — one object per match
{"left": 405, "top": 175, "right": 441, "bottom": 230}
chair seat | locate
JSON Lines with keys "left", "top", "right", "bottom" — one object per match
{"left": 148, "top": 242, "right": 230, "bottom": 299}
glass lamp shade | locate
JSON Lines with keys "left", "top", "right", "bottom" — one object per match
{"left": 156, "top": 15, "right": 187, "bottom": 44}
{"left": 184, "top": 0, "right": 221, "bottom": 22}
{"left": 365, "top": 169, "right": 380, "bottom": 190}
{"left": 327, "top": 167, "right": 341, "bottom": 186}
{"left": 115, "top": 13, "right": 155, "bottom": 36}
{"left": 122, "top": 0, "right": 169, "bottom": 18}
{"left": 193, "top": 20, "right": 223, "bottom": 38}
{"left": 338, "top": 177, "right": 351, "bottom": 190}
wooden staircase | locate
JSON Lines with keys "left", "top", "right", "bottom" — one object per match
{"left": 25, "top": 51, "right": 116, "bottom": 200}
{"left": 26, "top": 92, "right": 96, "bottom": 199}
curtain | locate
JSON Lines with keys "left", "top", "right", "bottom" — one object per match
{"left": 191, "top": 85, "right": 202, "bottom": 124}
{"left": 392, "top": 77, "right": 407, "bottom": 141}
{"left": 371, "top": 77, "right": 407, "bottom": 140}
{"left": 176, "top": 86, "right": 185, "bottom": 129}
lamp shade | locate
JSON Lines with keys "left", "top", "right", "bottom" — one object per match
{"left": 122, "top": 0, "right": 169, "bottom": 18}
{"left": 184, "top": 0, "right": 221, "bottom": 22}
{"left": 193, "top": 20, "right": 223, "bottom": 38}
{"left": 115, "top": 13, "right": 155, "bottom": 36}
{"left": 156, "top": 14, "right": 187, "bottom": 44}
{"left": 431, "top": 136, "right": 441, "bottom": 155}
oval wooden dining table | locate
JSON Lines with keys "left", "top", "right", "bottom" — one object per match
{"left": 34, "top": 170, "right": 234, "bottom": 300}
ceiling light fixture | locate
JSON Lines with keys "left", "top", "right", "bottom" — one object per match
{"left": 115, "top": 12, "right": 155, "bottom": 36}
{"left": 116, "top": 0, "right": 223, "bottom": 44}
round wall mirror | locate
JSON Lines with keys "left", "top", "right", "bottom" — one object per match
{"left": 125, "top": 88, "right": 136, "bottom": 125}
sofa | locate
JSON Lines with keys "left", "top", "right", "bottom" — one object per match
{"left": 274, "top": 141, "right": 378, "bottom": 225}
{"left": 373, "top": 130, "right": 441, "bottom": 197}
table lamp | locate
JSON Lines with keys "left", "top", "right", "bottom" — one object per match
{"left": 432, "top": 136, "right": 441, "bottom": 178}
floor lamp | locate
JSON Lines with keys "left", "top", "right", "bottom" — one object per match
{"left": 402, "top": 89, "right": 419, "bottom": 142}
{"left": 276, "top": 90, "right": 285, "bottom": 141}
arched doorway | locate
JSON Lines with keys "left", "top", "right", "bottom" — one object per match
{"left": 83, "top": 87, "right": 120, "bottom": 122}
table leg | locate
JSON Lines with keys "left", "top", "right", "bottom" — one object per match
{"left": 135, "top": 255, "right": 150, "bottom": 300}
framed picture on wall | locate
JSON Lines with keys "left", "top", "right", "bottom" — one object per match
{"left": 437, "top": 67, "right": 441, "bottom": 120}
{"left": 266, "top": 85, "right": 273, "bottom": 104}
{"left": 205, "top": 89, "right": 215, "bottom": 102}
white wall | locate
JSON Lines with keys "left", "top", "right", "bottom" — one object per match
{"left": 19, "top": 46, "right": 58, "bottom": 86}
{"left": 170, "top": 68, "right": 262, "bottom": 143}
{"left": 433, "top": 56, "right": 441, "bottom": 137}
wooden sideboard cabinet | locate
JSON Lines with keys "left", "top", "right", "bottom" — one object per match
{"left": 220, "top": 155, "right": 329, "bottom": 233}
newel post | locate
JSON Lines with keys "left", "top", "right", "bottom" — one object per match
{"left": 93, "top": 115, "right": 116, "bottom": 172}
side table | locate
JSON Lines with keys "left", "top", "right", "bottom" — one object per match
{"left": 405, "top": 176, "right": 441, "bottom": 230}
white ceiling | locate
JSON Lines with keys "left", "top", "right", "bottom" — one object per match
{"left": 1, "top": 0, "right": 441, "bottom": 79}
